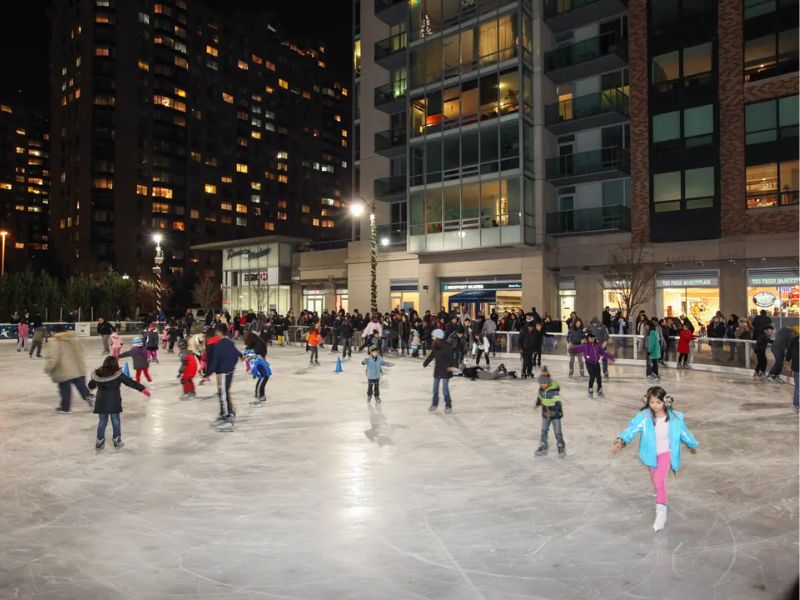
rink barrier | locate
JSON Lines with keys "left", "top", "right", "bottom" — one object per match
{"left": 0, "top": 321, "right": 148, "bottom": 340}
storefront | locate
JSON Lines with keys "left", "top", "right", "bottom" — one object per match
{"left": 441, "top": 278, "right": 522, "bottom": 317}
{"left": 602, "top": 280, "right": 628, "bottom": 316}
{"left": 390, "top": 282, "right": 419, "bottom": 312}
{"left": 335, "top": 289, "right": 349, "bottom": 313}
{"left": 656, "top": 271, "right": 720, "bottom": 328}
{"left": 557, "top": 279, "right": 576, "bottom": 326}
{"left": 220, "top": 243, "right": 292, "bottom": 315}
{"left": 302, "top": 288, "right": 326, "bottom": 313}
{"left": 747, "top": 268, "right": 799, "bottom": 317}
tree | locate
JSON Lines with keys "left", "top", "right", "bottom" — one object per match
{"left": 249, "top": 275, "right": 269, "bottom": 314}
{"left": 192, "top": 277, "right": 220, "bottom": 312}
{"left": 605, "top": 239, "right": 657, "bottom": 319}
{"left": 137, "top": 276, "right": 173, "bottom": 315}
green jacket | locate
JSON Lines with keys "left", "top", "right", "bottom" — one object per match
{"left": 647, "top": 330, "right": 662, "bottom": 359}
{"left": 536, "top": 380, "right": 563, "bottom": 419}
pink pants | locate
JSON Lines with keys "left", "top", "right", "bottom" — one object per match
{"left": 112, "top": 347, "right": 121, "bottom": 359}
{"left": 649, "top": 451, "right": 670, "bottom": 505}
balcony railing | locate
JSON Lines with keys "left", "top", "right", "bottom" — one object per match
{"left": 544, "top": 31, "right": 628, "bottom": 73}
{"left": 375, "top": 0, "right": 407, "bottom": 25}
{"left": 377, "top": 222, "right": 408, "bottom": 249}
{"left": 374, "top": 175, "right": 407, "bottom": 200}
{"left": 545, "top": 89, "right": 628, "bottom": 128}
{"left": 375, "top": 33, "right": 407, "bottom": 62}
{"left": 546, "top": 205, "right": 631, "bottom": 235}
{"left": 545, "top": 146, "right": 629, "bottom": 181}
{"left": 374, "top": 128, "right": 407, "bottom": 154}
{"left": 374, "top": 82, "right": 407, "bottom": 110}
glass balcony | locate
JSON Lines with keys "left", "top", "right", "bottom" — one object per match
{"left": 374, "top": 175, "right": 407, "bottom": 201}
{"left": 544, "top": 32, "right": 628, "bottom": 83}
{"left": 543, "top": 0, "right": 629, "bottom": 33}
{"left": 374, "top": 128, "right": 407, "bottom": 157}
{"left": 374, "top": 33, "right": 407, "bottom": 68}
{"left": 376, "top": 222, "right": 408, "bottom": 250}
{"left": 545, "top": 146, "right": 629, "bottom": 186}
{"left": 374, "top": 82, "right": 407, "bottom": 113}
{"left": 546, "top": 204, "right": 631, "bottom": 236}
{"left": 545, "top": 89, "right": 629, "bottom": 135}
{"left": 375, "top": 0, "right": 407, "bottom": 25}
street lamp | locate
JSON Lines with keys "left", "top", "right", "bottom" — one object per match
{"left": 350, "top": 201, "right": 377, "bottom": 314}
{"left": 152, "top": 233, "right": 164, "bottom": 317}
{"left": 0, "top": 230, "right": 8, "bottom": 276}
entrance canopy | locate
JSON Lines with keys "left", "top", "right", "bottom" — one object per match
{"left": 448, "top": 290, "right": 497, "bottom": 303}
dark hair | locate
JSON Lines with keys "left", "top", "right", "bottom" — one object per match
{"left": 214, "top": 323, "right": 228, "bottom": 336}
{"left": 96, "top": 356, "right": 120, "bottom": 377}
{"left": 643, "top": 385, "right": 672, "bottom": 422}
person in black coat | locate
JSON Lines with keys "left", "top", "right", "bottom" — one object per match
{"left": 753, "top": 325, "right": 774, "bottom": 378}
{"left": 518, "top": 320, "right": 543, "bottom": 378}
{"left": 244, "top": 329, "right": 267, "bottom": 358}
{"left": 423, "top": 333, "right": 456, "bottom": 413}
{"left": 786, "top": 334, "right": 799, "bottom": 411}
{"left": 88, "top": 356, "right": 150, "bottom": 449}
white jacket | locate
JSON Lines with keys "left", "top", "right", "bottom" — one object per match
{"left": 472, "top": 337, "right": 490, "bottom": 354}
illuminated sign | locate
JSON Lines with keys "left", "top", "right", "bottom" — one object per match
{"left": 226, "top": 247, "right": 271, "bottom": 260}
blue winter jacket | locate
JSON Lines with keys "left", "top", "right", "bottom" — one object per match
{"left": 249, "top": 356, "right": 272, "bottom": 379}
{"left": 618, "top": 408, "right": 699, "bottom": 471}
{"left": 206, "top": 337, "right": 241, "bottom": 374}
{"left": 361, "top": 355, "right": 391, "bottom": 380}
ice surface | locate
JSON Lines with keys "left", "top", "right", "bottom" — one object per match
{"left": 0, "top": 338, "right": 797, "bottom": 599}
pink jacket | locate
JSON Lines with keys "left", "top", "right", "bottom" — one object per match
{"left": 110, "top": 332, "right": 123, "bottom": 350}
{"left": 17, "top": 322, "right": 29, "bottom": 338}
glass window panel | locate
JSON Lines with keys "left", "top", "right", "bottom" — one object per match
{"left": 779, "top": 28, "right": 799, "bottom": 56}
{"left": 462, "top": 130, "right": 479, "bottom": 167}
{"left": 498, "top": 69, "right": 520, "bottom": 115}
{"left": 685, "top": 166, "right": 714, "bottom": 198}
{"left": 653, "top": 171, "right": 681, "bottom": 202}
{"left": 425, "top": 187, "right": 442, "bottom": 232}
{"left": 462, "top": 183, "right": 480, "bottom": 224}
{"left": 779, "top": 95, "right": 799, "bottom": 127}
{"left": 746, "top": 163, "right": 778, "bottom": 194}
{"left": 652, "top": 51, "right": 679, "bottom": 83}
{"left": 745, "top": 34, "right": 776, "bottom": 66}
{"left": 744, "top": 0, "right": 776, "bottom": 19}
{"left": 480, "top": 122, "right": 498, "bottom": 165}
{"left": 460, "top": 79, "right": 479, "bottom": 122}
{"left": 442, "top": 0, "right": 460, "bottom": 24}
{"left": 411, "top": 96, "right": 427, "bottom": 137}
{"left": 479, "top": 18, "right": 499, "bottom": 65}
{"left": 410, "top": 46, "right": 425, "bottom": 88}
{"left": 443, "top": 135, "right": 460, "bottom": 171}
{"left": 426, "top": 37, "right": 442, "bottom": 84}
{"left": 499, "top": 120, "right": 519, "bottom": 159}
{"left": 426, "top": 90, "right": 442, "bottom": 130}
{"left": 497, "top": 14, "right": 517, "bottom": 62}
{"left": 602, "top": 179, "right": 624, "bottom": 205}
{"left": 475, "top": 179, "right": 494, "bottom": 224}
{"left": 425, "top": 0, "right": 442, "bottom": 33}
{"left": 410, "top": 191, "right": 424, "bottom": 235}
{"left": 683, "top": 42, "right": 712, "bottom": 77}
{"left": 505, "top": 177, "right": 520, "bottom": 225}
{"left": 426, "top": 138, "right": 442, "bottom": 176}
{"left": 684, "top": 104, "right": 713, "bottom": 137}
{"left": 780, "top": 160, "right": 799, "bottom": 191}
{"left": 523, "top": 68, "right": 532, "bottom": 111}
{"left": 650, "top": 0, "right": 679, "bottom": 28}
{"left": 410, "top": 1, "right": 423, "bottom": 41}
{"left": 479, "top": 72, "right": 499, "bottom": 117}
{"left": 411, "top": 144, "right": 425, "bottom": 185}
{"left": 442, "top": 33, "right": 460, "bottom": 75}
{"left": 652, "top": 111, "right": 680, "bottom": 142}
{"left": 443, "top": 185, "right": 460, "bottom": 226}
{"left": 746, "top": 100, "right": 776, "bottom": 132}
{"left": 442, "top": 85, "right": 460, "bottom": 122}
{"left": 460, "top": 29, "right": 475, "bottom": 70}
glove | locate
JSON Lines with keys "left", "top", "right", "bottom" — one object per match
{"left": 142, "top": 389, "right": 151, "bottom": 398}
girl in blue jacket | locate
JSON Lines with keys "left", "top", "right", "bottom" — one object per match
{"left": 611, "top": 386, "right": 699, "bottom": 532}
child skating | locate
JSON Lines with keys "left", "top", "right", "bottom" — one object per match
{"left": 568, "top": 331, "right": 615, "bottom": 398}
{"left": 676, "top": 324, "right": 695, "bottom": 368}
{"left": 177, "top": 339, "right": 199, "bottom": 399}
{"left": 110, "top": 329, "right": 123, "bottom": 359}
{"left": 88, "top": 356, "right": 151, "bottom": 450}
{"left": 119, "top": 336, "right": 152, "bottom": 383}
{"left": 245, "top": 349, "right": 272, "bottom": 406}
{"left": 307, "top": 325, "right": 322, "bottom": 365}
{"left": 146, "top": 325, "right": 160, "bottom": 363}
{"left": 361, "top": 346, "right": 392, "bottom": 404}
{"left": 611, "top": 386, "right": 699, "bottom": 532}
{"left": 534, "top": 366, "right": 565, "bottom": 458}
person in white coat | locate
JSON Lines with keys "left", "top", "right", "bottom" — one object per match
{"left": 471, "top": 332, "right": 490, "bottom": 366}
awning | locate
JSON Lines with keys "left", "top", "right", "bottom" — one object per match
{"left": 447, "top": 290, "right": 497, "bottom": 303}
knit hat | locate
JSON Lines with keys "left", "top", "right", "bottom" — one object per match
{"left": 432, "top": 329, "right": 445, "bottom": 340}
{"left": 132, "top": 336, "right": 143, "bottom": 346}
{"left": 537, "top": 366, "right": 551, "bottom": 385}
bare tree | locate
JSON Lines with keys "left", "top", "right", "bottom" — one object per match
{"left": 250, "top": 275, "right": 269, "bottom": 314}
{"left": 606, "top": 239, "right": 657, "bottom": 319}
{"left": 192, "top": 277, "right": 221, "bottom": 312}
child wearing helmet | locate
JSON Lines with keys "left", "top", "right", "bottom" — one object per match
{"left": 119, "top": 336, "right": 152, "bottom": 383}
{"left": 611, "top": 386, "right": 699, "bottom": 532}
{"left": 177, "top": 338, "right": 199, "bottom": 399}
{"left": 244, "top": 349, "right": 272, "bottom": 406}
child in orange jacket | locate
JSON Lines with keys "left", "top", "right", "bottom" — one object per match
{"left": 307, "top": 326, "right": 322, "bottom": 365}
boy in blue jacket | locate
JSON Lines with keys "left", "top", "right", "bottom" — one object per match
{"left": 612, "top": 386, "right": 699, "bottom": 532}
{"left": 361, "top": 346, "right": 392, "bottom": 403}
{"left": 206, "top": 324, "right": 242, "bottom": 431}
{"left": 244, "top": 349, "right": 272, "bottom": 406}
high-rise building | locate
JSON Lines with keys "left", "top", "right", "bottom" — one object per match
{"left": 0, "top": 101, "right": 50, "bottom": 272}
{"left": 49, "top": 0, "right": 349, "bottom": 305}
{"left": 338, "top": 0, "right": 798, "bottom": 322}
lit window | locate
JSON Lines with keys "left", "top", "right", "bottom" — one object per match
{"left": 0, "top": 183, "right": 12, "bottom": 190}
{"left": 0, "top": 105, "right": 12, "bottom": 113}
{"left": 152, "top": 202, "right": 171, "bottom": 214}
{"left": 265, "top": 61, "right": 276, "bottom": 71}
{"left": 136, "top": 184, "right": 148, "bottom": 195}
{"left": 190, "top": 151, "right": 202, "bottom": 162}
{"left": 278, "top": 79, "right": 289, "bottom": 89}
{"left": 95, "top": 14, "right": 112, "bottom": 24}
{"left": 153, "top": 95, "right": 186, "bottom": 112}
{"left": 93, "top": 178, "right": 113, "bottom": 189}
{"left": 278, "top": 175, "right": 288, "bottom": 184}
{"left": 334, "top": 114, "right": 341, "bottom": 122}
{"left": 251, "top": 194, "right": 260, "bottom": 203}
{"left": 236, "top": 217, "right": 247, "bottom": 227}
{"left": 152, "top": 186, "right": 173, "bottom": 198}
{"left": 277, "top": 212, "right": 287, "bottom": 220}
{"left": 342, "top": 129, "right": 348, "bottom": 137}
{"left": 138, "top": 59, "right": 149, "bottom": 71}
{"left": 237, "top": 60, "right": 249, "bottom": 70}
{"left": 95, "top": 47, "right": 110, "bottom": 56}
{"left": 206, "top": 45, "right": 219, "bottom": 56}
{"left": 190, "top": 210, "right": 200, "bottom": 219}
{"left": 251, "top": 182, "right": 261, "bottom": 190}
{"left": 174, "top": 87, "right": 186, "bottom": 98}
{"left": 265, "top": 85, "right": 274, "bottom": 94}
{"left": 93, "top": 96, "right": 115, "bottom": 106}
{"left": 221, "top": 176, "right": 232, "bottom": 183}
{"left": 312, "top": 218, "right": 320, "bottom": 226}
{"left": 204, "top": 183, "right": 217, "bottom": 194}
{"left": 251, "top": 130, "right": 262, "bottom": 139}
{"left": 174, "top": 56, "right": 188, "bottom": 69}
{"left": 222, "top": 92, "right": 233, "bottom": 103}
{"left": 302, "top": 91, "right": 311, "bottom": 99}
{"left": 235, "top": 204, "right": 247, "bottom": 213}
{"left": 278, "top": 200, "right": 288, "bottom": 208}
{"left": 264, "top": 221, "right": 275, "bottom": 231}
{"left": 236, "top": 163, "right": 248, "bottom": 173}
{"left": 220, "top": 202, "right": 233, "bottom": 211}
{"left": 172, "top": 221, "right": 185, "bottom": 231}
{"left": 251, "top": 54, "right": 263, "bottom": 64}
{"left": 301, "top": 205, "right": 311, "bottom": 213}
{"left": 15, "top": 243, "right": 24, "bottom": 249}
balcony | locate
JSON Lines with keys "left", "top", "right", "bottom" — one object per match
{"left": 544, "top": 0, "right": 629, "bottom": 34}
{"left": 374, "top": 128, "right": 407, "bottom": 158}
{"left": 375, "top": 0, "right": 407, "bottom": 25}
{"left": 545, "top": 89, "right": 629, "bottom": 135}
{"left": 377, "top": 222, "right": 408, "bottom": 250}
{"left": 374, "top": 82, "right": 407, "bottom": 114}
{"left": 545, "top": 146, "right": 629, "bottom": 186}
{"left": 544, "top": 32, "right": 628, "bottom": 83}
{"left": 375, "top": 33, "right": 407, "bottom": 70}
{"left": 546, "top": 205, "right": 631, "bottom": 236}
{"left": 374, "top": 175, "right": 407, "bottom": 202}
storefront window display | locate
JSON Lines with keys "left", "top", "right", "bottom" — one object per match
{"left": 302, "top": 289, "right": 325, "bottom": 314}
{"left": 336, "top": 289, "right": 349, "bottom": 314}
{"left": 558, "top": 280, "right": 576, "bottom": 330}
{"left": 747, "top": 269, "right": 799, "bottom": 317}
{"left": 222, "top": 243, "right": 291, "bottom": 315}
{"left": 442, "top": 280, "right": 522, "bottom": 317}
{"left": 656, "top": 272, "right": 719, "bottom": 330}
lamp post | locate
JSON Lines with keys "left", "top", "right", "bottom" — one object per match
{"left": 152, "top": 233, "right": 164, "bottom": 317}
{"left": 0, "top": 230, "right": 8, "bottom": 276}
{"left": 350, "top": 201, "right": 377, "bottom": 314}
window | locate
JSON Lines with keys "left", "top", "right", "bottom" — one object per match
{"left": 222, "top": 92, "right": 233, "bottom": 103}
{"left": 302, "top": 204, "right": 311, "bottom": 213}
{"left": 745, "top": 95, "right": 799, "bottom": 143}
{"left": 236, "top": 163, "right": 248, "bottom": 173}
{"left": 93, "top": 178, "right": 113, "bottom": 189}
{"left": 652, "top": 111, "right": 680, "bottom": 143}
{"left": 152, "top": 187, "right": 172, "bottom": 198}
{"left": 136, "top": 184, "right": 148, "bottom": 196}
{"left": 206, "top": 45, "right": 218, "bottom": 56}
{"left": 653, "top": 171, "right": 681, "bottom": 212}
{"left": 190, "top": 210, "right": 200, "bottom": 219}
{"left": 220, "top": 202, "right": 233, "bottom": 211}
{"left": 264, "top": 222, "right": 275, "bottom": 231}
{"left": 652, "top": 104, "right": 714, "bottom": 148}
{"left": 237, "top": 60, "right": 249, "bottom": 70}
{"left": 204, "top": 184, "right": 217, "bottom": 194}
{"left": 684, "top": 167, "right": 714, "bottom": 208}
{"left": 236, "top": 204, "right": 247, "bottom": 214}
{"left": 278, "top": 79, "right": 289, "bottom": 89}
{"left": 653, "top": 167, "right": 715, "bottom": 211}
{"left": 744, "top": 29, "right": 798, "bottom": 82}
{"left": 153, "top": 95, "right": 186, "bottom": 112}
{"left": 353, "top": 39, "right": 361, "bottom": 77}
{"left": 652, "top": 42, "right": 712, "bottom": 92}
{"left": 95, "top": 47, "right": 110, "bottom": 56}
{"left": 746, "top": 161, "right": 799, "bottom": 208}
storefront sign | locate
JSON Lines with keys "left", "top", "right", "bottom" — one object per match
{"left": 748, "top": 275, "right": 799, "bottom": 286}
{"left": 303, "top": 289, "right": 326, "bottom": 295}
{"left": 656, "top": 275, "right": 718, "bottom": 288}
{"left": 243, "top": 272, "right": 269, "bottom": 283}
{"left": 441, "top": 282, "right": 521, "bottom": 291}
{"left": 226, "top": 247, "right": 271, "bottom": 260}
{"left": 752, "top": 291, "right": 777, "bottom": 308}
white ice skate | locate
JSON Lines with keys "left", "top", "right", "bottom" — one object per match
{"left": 653, "top": 504, "right": 667, "bottom": 532}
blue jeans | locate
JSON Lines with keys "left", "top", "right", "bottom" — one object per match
{"left": 58, "top": 377, "right": 92, "bottom": 411}
{"left": 432, "top": 377, "right": 451, "bottom": 408}
{"left": 97, "top": 413, "right": 121, "bottom": 442}
{"left": 793, "top": 372, "right": 799, "bottom": 409}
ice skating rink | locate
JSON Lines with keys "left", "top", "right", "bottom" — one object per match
{"left": 1, "top": 337, "right": 797, "bottom": 600}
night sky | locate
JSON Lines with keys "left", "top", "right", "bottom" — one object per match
{"left": 0, "top": 0, "right": 352, "bottom": 111}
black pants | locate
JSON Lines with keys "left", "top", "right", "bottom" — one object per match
{"left": 367, "top": 378, "right": 380, "bottom": 399}
{"left": 755, "top": 348, "right": 767, "bottom": 374}
{"left": 254, "top": 375, "right": 269, "bottom": 399}
{"left": 651, "top": 359, "right": 660, "bottom": 377}
{"left": 218, "top": 372, "right": 235, "bottom": 417}
{"left": 29, "top": 340, "right": 43, "bottom": 357}
{"left": 587, "top": 363, "right": 602, "bottom": 391}
{"left": 532, "top": 350, "right": 541, "bottom": 367}
{"left": 475, "top": 349, "right": 489, "bottom": 366}
{"left": 309, "top": 346, "right": 318, "bottom": 363}
{"left": 342, "top": 337, "right": 352, "bottom": 357}
{"left": 522, "top": 352, "right": 534, "bottom": 377}
{"left": 679, "top": 352, "right": 689, "bottom": 365}
{"left": 645, "top": 352, "right": 652, "bottom": 376}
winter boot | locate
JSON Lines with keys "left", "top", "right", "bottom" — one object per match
{"left": 535, "top": 444, "right": 548, "bottom": 456}
{"left": 597, "top": 389, "right": 605, "bottom": 398}
{"left": 653, "top": 504, "right": 668, "bottom": 532}
{"left": 568, "top": 369, "right": 574, "bottom": 377}
{"left": 557, "top": 446, "right": 566, "bottom": 459}
{"left": 587, "top": 389, "right": 594, "bottom": 399}
{"left": 95, "top": 438, "right": 105, "bottom": 450}
{"left": 113, "top": 437, "right": 124, "bottom": 449}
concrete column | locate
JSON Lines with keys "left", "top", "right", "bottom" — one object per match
{"left": 575, "top": 272, "right": 603, "bottom": 321}
{"left": 325, "top": 281, "right": 337, "bottom": 313}
{"left": 418, "top": 262, "right": 439, "bottom": 314}
{"left": 720, "top": 261, "right": 747, "bottom": 317}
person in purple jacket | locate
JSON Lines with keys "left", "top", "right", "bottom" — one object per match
{"left": 568, "top": 331, "right": 615, "bottom": 398}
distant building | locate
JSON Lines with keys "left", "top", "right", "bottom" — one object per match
{"left": 49, "top": 0, "right": 350, "bottom": 305}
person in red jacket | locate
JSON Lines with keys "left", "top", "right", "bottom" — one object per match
{"left": 177, "top": 339, "right": 199, "bottom": 398}
{"left": 677, "top": 324, "right": 696, "bottom": 368}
